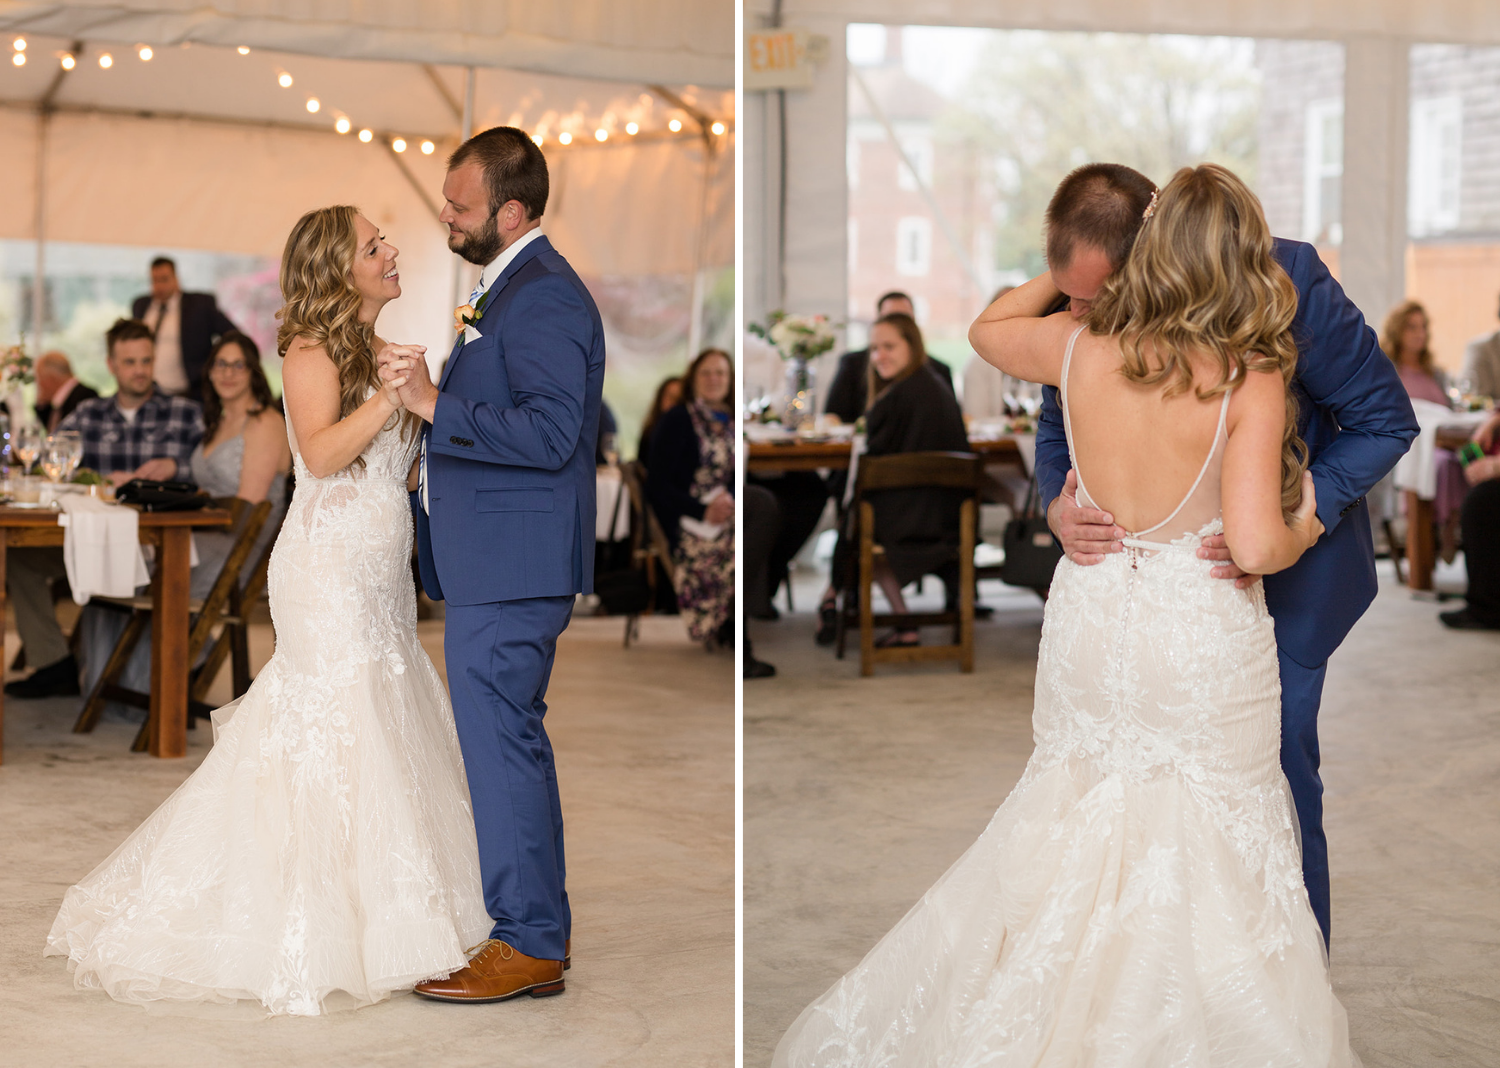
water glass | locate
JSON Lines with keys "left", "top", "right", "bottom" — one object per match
{"left": 14, "top": 424, "right": 42, "bottom": 475}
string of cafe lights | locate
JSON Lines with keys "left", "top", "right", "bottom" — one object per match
{"left": 7, "top": 36, "right": 730, "bottom": 152}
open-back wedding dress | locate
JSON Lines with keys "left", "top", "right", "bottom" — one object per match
{"left": 773, "top": 327, "right": 1356, "bottom": 1067}
{"left": 46, "top": 409, "right": 490, "bottom": 1016}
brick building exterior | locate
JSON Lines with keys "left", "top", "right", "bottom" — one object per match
{"left": 1257, "top": 40, "right": 1500, "bottom": 372}
{"left": 846, "top": 27, "right": 997, "bottom": 363}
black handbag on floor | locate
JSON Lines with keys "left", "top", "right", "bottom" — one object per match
{"left": 1000, "top": 475, "right": 1063, "bottom": 592}
{"left": 114, "top": 479, "right": 210, "bottom": 512}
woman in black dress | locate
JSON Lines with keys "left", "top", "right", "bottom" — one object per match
{"left": 822, "top": 313, "right": 968, "bottom": 647}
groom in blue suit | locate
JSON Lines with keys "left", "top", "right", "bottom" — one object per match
{"left": 1032, "top": 164, "right": 1417, "bottom": 948}
{"left": 380, "top": 127, "right": 605, "bottom": 1002}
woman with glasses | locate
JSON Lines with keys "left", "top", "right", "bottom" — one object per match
{"left": 186, "top": 330, "right": 293, "bottom": 593}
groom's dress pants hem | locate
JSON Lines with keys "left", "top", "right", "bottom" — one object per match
{"left": 446, "top": 595, "right": 574, "bottom": 963}
{"left": 1278, "top": 648, "right": 1331, "bottom": 948}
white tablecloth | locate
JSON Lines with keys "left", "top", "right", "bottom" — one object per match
{"left": 1391, "top": 401, "right": 1489, "bottom": 500}
{"left": 597, "top": 467, "right": 631, "bottom": 541}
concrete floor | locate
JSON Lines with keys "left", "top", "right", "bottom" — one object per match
{"left": 0, "top": 611, "right": 734, "bottom": 1068}
{"left": 745, "top": 563, "right": 1500, "bottom": 1067}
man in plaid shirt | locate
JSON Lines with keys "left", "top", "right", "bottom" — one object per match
{"left": 6, "top": 318, "right": 204, "bottom": 699}
{"left": 57, "top": 319, "right": 204, "bottom": 485}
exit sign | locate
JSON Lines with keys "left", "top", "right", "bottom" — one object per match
{"left": 746, "top": 28, "right": 815, "bottom": 90}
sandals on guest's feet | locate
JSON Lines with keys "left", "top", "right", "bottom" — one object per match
{"left": 875, "top": 629, "right": 920, "bottom": 648}
{"left": 814, "top": 598, "right": 839, "bottom": 646}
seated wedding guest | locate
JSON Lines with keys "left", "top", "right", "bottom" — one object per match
{"left": 1383, "top": 300, "right": 1467, "bottom": 556}
{"left": 596, "top": 398, "right": 618, "bottom": 466}
{"left": 5, "top": 318, "right": 204, "bottom": 698}
{"left": 743, "top": 482, "right": 780, "bottom": 678}
{"left": 637, "top": 374, "right": 682, "bottom": 461}
{"left": 131, "top": 255, "right": 241, "bottom": 398}
{"left": 815, "top": 313, "right": 968, "bottom": 647}
{"left": 185, "top": 331, "right": 291, "bottom": 595}
{"left": 1462, "top": 293, "right": 1500, "bottom": 400}
{"left": 1441, "top": 411, "right": 1500, "bottom": 630}
{"left": 57, "top": 319, "right": 205, "bottom": 485}
{"left": 77, "top": 331, "right": 291, "bottom": 709}
{"left": 1384, "top": 300, "right": 1453, "bottom": 403}
{"left": 33, "top": 351, "right": 99, "bottom": 432}
{"left": 824, "top": 290, "right": 954, "bottom": 423}
{"left": 647, "top": 348, "right": 734, "bottom": 649}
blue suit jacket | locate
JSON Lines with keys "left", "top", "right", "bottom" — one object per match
{"left": 1035, "top": 237, "right": 1418, "bottom": 667}
{"left": 413, "top": 234, "right": 606, "bottom": 605}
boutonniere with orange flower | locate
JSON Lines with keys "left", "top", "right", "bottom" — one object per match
{"left": 454, "top": 290, "right": 490, "bottom": 334}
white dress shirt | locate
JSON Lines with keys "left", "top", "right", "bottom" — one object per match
{"left": 144, "top": 293, "right": 188, "bottom": 395}
{"left": 422, "top": 226, "right": 546, "bottom": 513}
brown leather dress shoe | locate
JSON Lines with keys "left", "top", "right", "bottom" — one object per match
{"left": 413, "top": 940, "right": 564, "bottom": 1002}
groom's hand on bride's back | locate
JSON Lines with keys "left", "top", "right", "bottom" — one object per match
{"left": 1049, "top": 469, "right": 1125, "bottom": 566}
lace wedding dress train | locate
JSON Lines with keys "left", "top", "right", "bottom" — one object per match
{"left": 773, "top": 331, "right": 1356, "bottom": 1067}
{"left": 45, "top": 414, "right": 490, "bottom": 1016}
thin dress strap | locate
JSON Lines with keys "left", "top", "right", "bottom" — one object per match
{"left": 1059, "top": 325, "right": 1088, "bottom": 499}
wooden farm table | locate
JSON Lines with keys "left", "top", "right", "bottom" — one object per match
{"left": 0, "top": 505, "right": 233, "bottom": 764}
{"left": 747, "top": 435, "right": 1023, "bottom": 473}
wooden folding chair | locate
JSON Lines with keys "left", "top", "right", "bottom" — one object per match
{"left": 190, "top": 502, "right": 287, "bottom": 713}
{"left": 833, "top": 451, "right": 982, "bottom": 676}
{"left": 72, "top": 497, "right": 273, "bottom": 750}
{"left": 619, "top": 460, "right": 680, "bottom": 648}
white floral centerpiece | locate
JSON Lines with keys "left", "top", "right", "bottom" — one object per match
{"left": 0, "top": 343, "right": 35, "bottom": 436}
{"left": 748, "top": 311, "right": 837, "bottom": 429}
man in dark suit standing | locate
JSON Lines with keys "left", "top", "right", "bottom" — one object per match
{"left": 823, "top": 290, "right": 955, "bottom": 423}
{"left": 131, "top": 256, "right": 240, "bottom": 398}
{"left": 33, "top": 351, "right": 99, "bottom": 432}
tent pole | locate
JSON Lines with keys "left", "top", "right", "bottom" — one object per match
{"left": 461, "top": 67, "right": 475, "bottom": 141}
{"left": 30, "top": 110, "right": 47, "bottom": 350}
{"left": 449, "top": 66, "right": 479, "bottom": 324}
{"left": 28, "top": 40, "right": 77, "bottom": 352}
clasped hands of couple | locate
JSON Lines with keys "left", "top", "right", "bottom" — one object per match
{"left": 374, "top": 343, "right": 438, "bottom": 423}
{"left": 1049, "top": 467, "right": 1324, "bottom": 588}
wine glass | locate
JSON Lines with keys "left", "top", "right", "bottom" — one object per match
{"left": 13, "top": 424, "right": 42, "bottom": 476}
{"left": 52, "top": 430, "right": 83, "bottom": 482}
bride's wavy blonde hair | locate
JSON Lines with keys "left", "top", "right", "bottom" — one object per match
{"left": 276, "top": 205, "right": 416, "bottom": 469}
{"left": 1086, "top": 164, "right": 1308, "bottom": 518}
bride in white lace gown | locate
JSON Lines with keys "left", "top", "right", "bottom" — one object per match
{"left": 773, "top": 166, "right": 1357, "bottom": 1067}
{"left": 45, "top": 207, "right": 490, "bottom": 1016}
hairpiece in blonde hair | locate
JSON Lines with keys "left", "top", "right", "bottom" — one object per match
{"left": 1142, "top": 189, "right": 1160, "bottom": 222}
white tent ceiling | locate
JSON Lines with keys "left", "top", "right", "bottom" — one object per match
{"left": 0, "top": 0, "right": 735, "bottom": 86}
{"left": 0, "top": 2, "right": 733, "bottom": 372}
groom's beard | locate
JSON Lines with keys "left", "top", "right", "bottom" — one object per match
{"left": 450, "top": 217, "right": 503, "bottom": 265}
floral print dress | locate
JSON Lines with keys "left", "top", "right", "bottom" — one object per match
{"left": 674, "top": 402, "right": 735, "bottom": 643}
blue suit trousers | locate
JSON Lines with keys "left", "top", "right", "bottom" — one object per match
{"left": 445, "top": 595, "right": 575, "bottom": 961}
{"left": 1278, "top": 648, "right": 1331, "bottom": 947}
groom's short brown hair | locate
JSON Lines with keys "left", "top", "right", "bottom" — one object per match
{"left": 449, "top": 126, "right": 549, "bottom": 221}
{"left": 1045, "top": 163, "right": 1157, "bottom": 273}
